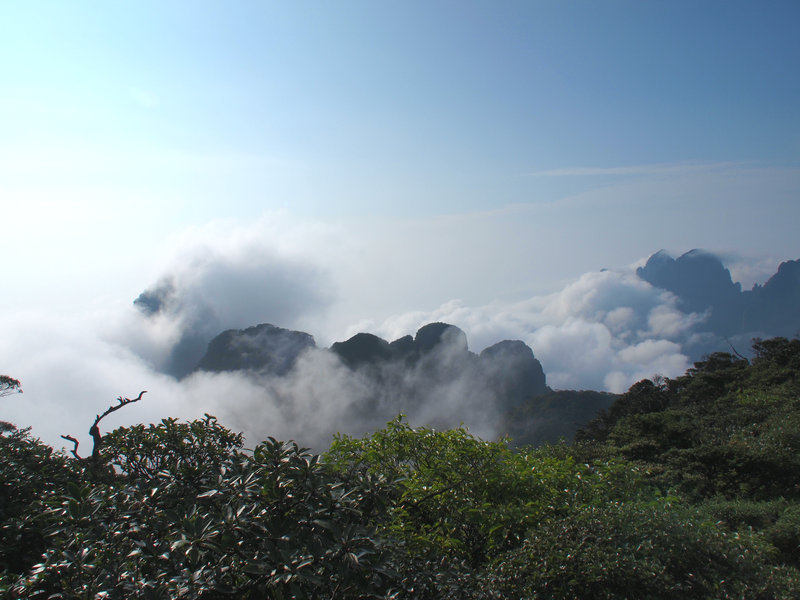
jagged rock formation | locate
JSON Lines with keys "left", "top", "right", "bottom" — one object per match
{"left": 479, "top": 340, "right": 549, "bottom": 411}
{"left": 414, "top": 322, "right": 469, "bottom": 354}
{"left": 330, "top": 323, "right": 550, "bottom": 413}
{"left": 195, "top": 321, "right": 553, "bottom": 409}
{"left": 195, "top": 323, "right": 315, "bottom": 376}
{"left": 637, "top": 250, "right": 800, "bottom": 348}
{"left": 637, "top": 250, "right": 742, "bottom": 312}
{"left": 742, "top": 259, "right": 800, "bottom": 336}
{"left": 637, "top": 250, "right": 744, "bottom": 335}
{"left": 193, "top": 321, "right": 560, "bottom": 437}
{"left": 330, "top": 333, "right": 394, "bottom": 369}
{"left": 126, "top": 314, "right": 621, "bottom": 445}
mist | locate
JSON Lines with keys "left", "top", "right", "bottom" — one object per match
{"left": 1, "top": 219, "right": 787, "bottom": 452}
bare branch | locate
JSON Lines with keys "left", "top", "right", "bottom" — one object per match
{"left": 725, "top": 337, "right": 749, "bottom": 362}
{"left": 93, "top": 390, "right": 148, "bottom": 429}
{"left": 61, "top": 391, "right": 148, "bottom": 465}
{"left": 89, "top": 391, "right": 147, "bottom": 461}
{"left": 61, "top": 434, "right": 82, "bottom": 460}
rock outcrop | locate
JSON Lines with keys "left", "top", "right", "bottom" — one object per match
{"left": 195, "top": 323, "right": 315, "bottom": 376}
{"left": 637, "top": 250, "right": 800, "bottom": 345}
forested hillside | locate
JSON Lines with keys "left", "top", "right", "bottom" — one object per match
{"left": 2, "top": 338, "right": 799, "bottom": 598}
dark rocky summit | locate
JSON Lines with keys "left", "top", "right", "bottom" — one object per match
{"left": 742, "top": 259, "right": 800, "bottom": 336}
{"left": 330, "top": 333, "right": 394, "bottom": 369}
{"left": 195, "top": 323, "right": 315, "bottom": 376}
{"left": 637, "top": 249, "right": 742, "bottom": 313}
{"left": 637, "top": 250, "right": 800, "bottom": 354}
{"left": 414, "top": 322, "right": 469, "bottom": 354}
{"left": 197, "top": 321, "right": 553, "bottom": 424}
{"left": 479, "top": 340, "right": 549, "bottom": 411}
{"left": 330, "top": 323, "right": 549, "bottom": 414}
{"left": 637, "top": 249, "right": 744, "bottom": 336}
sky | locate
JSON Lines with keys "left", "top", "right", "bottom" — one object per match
{"left": 1, "top": 1, "right": 799, "bottom": 448}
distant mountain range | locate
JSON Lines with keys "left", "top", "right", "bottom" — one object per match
{"left": 133, "top": 249, "right": 799, "bottom": 445}
{"left": 637, "top": 250, "right": 800, "bottom": 358}
{"left": 191, "top": 321, "right": 599, "bottom": 445}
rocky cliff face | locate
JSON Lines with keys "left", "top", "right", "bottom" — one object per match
{"left": 636, "top": 250, "right": 744, "bottom": 336}
{"left": 330, "top": 323, "right": 549, "bottom": 414}
{"left": 479, "top": 340, "right": 549, "bottom": 411}
{"left": 330, "top": 333, "right": 394, "bottom": 369}
{"left": 195, "top": 323, "right": 316, "bottom": 376}
{"left": 172, "top": 318, "right": 610, "bottom": 446}
{"left": 637, "top": 250, "right": 800, "bottom": 346}
{"left": 197, "top": 321, "right": 550, "bottom": 416}
{"left": 637, "top": 250, "right": 742, "bottom": 312}
{"left": 742, "top": 259, "right": 800, "bottom": 336}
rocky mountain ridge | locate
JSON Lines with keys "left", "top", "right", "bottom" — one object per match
{"left": 130, "top": 249, "right": 799, "bottom": 445}
{"left": 196, "top": 321, "right": 549, "bottom": 411}
{"left": 637, "top": 250, "right": 800, "bottom": 357}
{"left": 188, "top": 320, "right": 598, "bottom": 445}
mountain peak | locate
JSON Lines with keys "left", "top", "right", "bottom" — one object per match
{"left": 415, "top": 322, "right": 469, "bottom": 353}
{"left": 195, "top": 323, "right": 315, "bottom": 376}
{"left": 637, "top": 249, "right": 741, "bottom": 314}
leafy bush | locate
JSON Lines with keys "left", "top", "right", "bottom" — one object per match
{"left": 486, "top": 500, "right": 800, "bottom": 600}
{"left": 6, "top": 420, "right": 398, "bottom": 599}
{"left": 4, "top": 337, "right": 800, "bottom": 599}
{"left": 0, "top": 426, "right": 78, "bottom": 578}
{"left": 701, "top": 497, "right": 788, "bottom": 530}
{"left": 325, "top": 416, "right": 647, "bottom": 597}
{"left": 766, "top": 504, "right": 800, "bottom": 568}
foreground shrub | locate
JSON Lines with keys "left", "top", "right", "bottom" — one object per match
{"left": 486, "top": 500, "right": 800, "bottom": 600}
{"left": 7, "top": 420, "right": 398, "bottom": 599}
{"left": 325, "top": 417, "right": 647, "bottom": 597}
{"left": 0, "top": 426, "right": 78, "bottom": 578}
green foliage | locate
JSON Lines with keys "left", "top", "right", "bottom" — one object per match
{"left": 100, "top": 415, "right": 244, "bottom": 487}
{"left": 701, "top": 498, "right": 800, "bottom": 567}
{"left": 751, "top": 337, "right": 800, "bottom": 385}
{"left": 578, "top": 337, "right": 800, "bottom": 502}
{"left": 5, "top": 419, "right": 397, "bottom": 599}
{"left": 486, "top": 500, "right": 800, "bottom": 599}
{"left": 0, "top": 426, "right": 78, "bottom": 578}
{"left": 502, "top": 389, "right": 617, "bottom": 447}
{"left": 326, "top": 416, "right": 646, "bottom": 596}
{"left": 765, "top": 504, "right": 800, "bottom": 567}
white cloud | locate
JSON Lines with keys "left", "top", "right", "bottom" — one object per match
{"left": 647, "top": 303, "right": 705, "bottom": 338}
{"left": 0, "top": 209, "right": 789, "bottom": 451}
{"left": 365, "top": 268, "right": 700, "bottom": 394}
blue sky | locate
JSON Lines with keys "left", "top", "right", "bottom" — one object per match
{"left": 3, "top": 1, "right": 798, "bottom": 214}
{"left": 1, "top": 1, "right": 799, "bottom": 445}
{"left": 3, "top": 1, "right": 798, "bottom": 306}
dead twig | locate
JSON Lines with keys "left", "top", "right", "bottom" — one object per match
{"left": 60, "top": 434, "right": 82, "bottom": 459}
{"left": 725, "top": 338, "right": 749, "bottom": 362}
{"left": 61, "top": 391, "right": 147, "bottom": 463}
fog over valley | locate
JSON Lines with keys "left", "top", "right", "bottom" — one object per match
{"left": 2, "top": 227, "right": 797, "bottom": 451}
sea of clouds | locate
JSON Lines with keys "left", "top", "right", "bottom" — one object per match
{"left": 0, "top": 215, "right": 777, "bottom": 451}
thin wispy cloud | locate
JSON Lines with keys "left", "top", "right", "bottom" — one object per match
{"left": 527, "top": 161, "right": 743, "bottom": 178}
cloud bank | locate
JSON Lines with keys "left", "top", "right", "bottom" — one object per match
{"left": 364, "top": 269, "right": 699, "bottom": 393}
{"left": 1, "top": 215, "right": 784, "bottom": 452}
